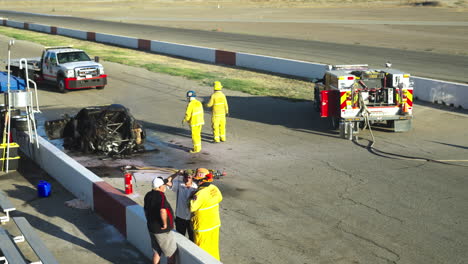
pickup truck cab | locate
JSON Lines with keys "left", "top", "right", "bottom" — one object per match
{"left": 10, "top": 46, "right": 107, "bottom": 93}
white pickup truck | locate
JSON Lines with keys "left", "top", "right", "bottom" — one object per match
{"left": 9, "top": 46, "right": 107, "bottom": 93}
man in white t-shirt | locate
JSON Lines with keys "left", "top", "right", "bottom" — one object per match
{"left": 167, "top": 170, "right": 198, "bottom": 241}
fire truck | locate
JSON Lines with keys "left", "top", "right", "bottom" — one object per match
{"left": 314, "top": 64, "right": 413, "bottom": 139}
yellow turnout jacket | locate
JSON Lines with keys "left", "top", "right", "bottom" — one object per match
{"left": 190, "top": 183, "right": 223, "bottom": 232}
{"left": 184, "top": 99, "right": 205, "bottom": 126}
{"left": 206, "top": 91, "right": 229, "bottom": 118}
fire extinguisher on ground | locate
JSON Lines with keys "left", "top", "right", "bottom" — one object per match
{"left": 124, "top": 171, "right": 134, "bottom": 194}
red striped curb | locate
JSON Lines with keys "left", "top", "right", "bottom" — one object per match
{"left": 93, "top": 181, "right": 138, "bottom": 237}
{"left": 138, "top": 39, "right": 151, "bottom": 51}
{"left": 87, "top": 32, "right": 96, "bottom": 41}
{"left": 215, "top": 50, "right": 236, "bottom": 65}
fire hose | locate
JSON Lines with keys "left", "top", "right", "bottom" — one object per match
{"left": 354, "top": 91, "right": 468, "bottom": 166}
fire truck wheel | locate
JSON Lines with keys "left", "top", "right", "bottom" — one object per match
{"left": 329, "top": 117, "right": 339, "bottom": 130}
{"left": 385, "top": 120, "right": 394, "bottom": 128}
{"left": 19, "top": 70, "right": 26, "bottom": 80}
{"left": 57, "top": 76, "right": 68, "bottom": 93}
{"left": 96, "top": 85, "right": 105, "bottom": 90}
{"left": 314, "top": 100, "right": 320, "bottom": 113}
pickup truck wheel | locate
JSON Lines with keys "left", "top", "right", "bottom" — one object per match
{"left": 96, "top": 85, "right": 105, "bottom": 90}
{"left": 57, "top": 77, "right": 67, "bottom": 93}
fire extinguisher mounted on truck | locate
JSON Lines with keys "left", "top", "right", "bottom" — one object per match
{"left": 314, "top": 64, "right": 413, "bottom": 140}
{"left": 8, "top": 46, "right": 107, "bottom": 93}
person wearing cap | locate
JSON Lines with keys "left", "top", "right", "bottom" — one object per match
{"left": 166, "top": 169, "right": 198, "bottom": 241}
{"left": 144, "top": 177, "right": 177, "bottom": 264}
{"left": 182, "top": 90, "right": 205, "bottom": 153}
{"left": 190, "top": 168, "right": 223, "bottom": 260}
{"left": 206, "top": 81, "right": 229, "bottom": 143}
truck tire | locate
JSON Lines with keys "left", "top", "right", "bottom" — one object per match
{"left": 18, "top": 69, "right": 26, "bottom": 81}
{"left": 11, "top": 68, "right": 19, "bottom": 77}
{"left": 329, "top": 116, "right": 340, "bottom": 130}
{"left": 96, "top": 85, "right": 105, "bottom": 90}
{"left": 57, "top": 76, "right": 68, "bottom": 93}
{"left": 313, "top": 87, "right": 320, "bottom": 112}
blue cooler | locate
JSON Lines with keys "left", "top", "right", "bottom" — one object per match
{"left": 37, "top": 181, "right": 51, "bottom": 197}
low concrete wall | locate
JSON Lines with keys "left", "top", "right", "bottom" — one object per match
{"left": 93, "top": 181, "right": 138, "bottom": 237}
{"left": 96, "top": 33, "right": 138, "bottom": 49}
{"left": 413, "top": 77, "right": 468, "bottom": 109}
{"left": 151, "top": 40, "right": 216, "bottom": 63}
{"left": 57, "top": 27, "right": 87, "bottom": 40}
{"left": 28, "top": 23, "right": 51, "bottom": 34}
{"left": 18, "top": 134, "right": 221, "bottom": 264}
{"left": 237, "top": 52, "right": 327, "bottom": 79}
{"left": 126, "top": 205, "right": 153, "bottom": 259}
{"left": 5, "top": 20, "right": 24, "bottom": 29}
{"left": 174, "top": 232, "right": 221, "bottom": 264}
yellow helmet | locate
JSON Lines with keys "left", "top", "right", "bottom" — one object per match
{"left": 213, "top": 81, "right": 223, "bottom": 91}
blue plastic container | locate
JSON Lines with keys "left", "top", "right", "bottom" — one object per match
{"left": 37, "top": 180, "right": 51, "bottom": 197}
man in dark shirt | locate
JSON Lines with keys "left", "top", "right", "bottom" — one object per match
{"left": 144, "top": 177, "right": 177, "bottom": 264}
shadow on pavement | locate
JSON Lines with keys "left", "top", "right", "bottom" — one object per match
{"left": 1, "top": 156, "right": 148, "bottom": 264}
{"left": 224, "top": 95, "right": 333, "bottom": 132}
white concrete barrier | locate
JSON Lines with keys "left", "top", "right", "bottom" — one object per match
{"left": 126, "top": 205, "right": 153, "bottom": 259}
{"left": 29, "top": 23, "right": 51, "bottom": 34}
{"left": 151, "top": 40, "right": 216, "bottom": 63}
{"left": 6, "top": 20, "right": 24, "bottom": 29}
{"left": 413, "top": 77, "right": 468, "bottom": 109}
{"left": 236, "top": 52, "right": 327, "bottom": 79}
{"left": 18, "top": 135, "right": 102, "bottom": 209}
{"left": 174, "top": 232, "right": 221, "bottom": 264}
{"left": 18, "top": 133, "right": 221, "bottom": 263}
{"left": 126, "top": 205, "right": 222, "bottom": 263}
{"left": 96, "top": 33, "right": 138, "bottom": 49}
{"left": 57, "top": 28, "right": 87, "bottom": 40}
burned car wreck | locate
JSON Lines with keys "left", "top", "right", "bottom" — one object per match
{"left": 45, "top": 104, "right": 146, "bottom": 157}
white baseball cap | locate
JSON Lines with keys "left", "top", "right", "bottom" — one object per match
{"left": 152, "top": 177, "right": 167, "bottom": 188}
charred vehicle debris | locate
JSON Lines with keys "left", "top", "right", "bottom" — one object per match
{"left": 45, "top": 104, "right": 146, "bottom": 157}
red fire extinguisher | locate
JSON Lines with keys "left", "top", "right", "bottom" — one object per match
{"left": 124, "top": 172, "right": 133, "bottom": 194}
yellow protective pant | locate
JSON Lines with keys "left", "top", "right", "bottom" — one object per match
{"left": 191, "top": 125, "right": 202, "bottom": 152}
{"left": 194, "top": 227, "right": 220, "bottom": 260}
{"left": 212, "top": 116, "right": 226, "bottom": 142}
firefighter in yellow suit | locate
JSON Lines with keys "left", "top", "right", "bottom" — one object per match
{"left": 182, "top": 91, "right": 204, "bottom": 153}
{"left": 190, "top": 168, "right": 223, "bottom": 260}
{"left": 206, "top": 81, "right": 229, "bottom": 143}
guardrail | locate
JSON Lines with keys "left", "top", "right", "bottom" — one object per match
{"left": 17, "top": 134, "right": 221, "bottom": 264}
{"left": 1, "top": 18, "right": 467, "bottom": 109}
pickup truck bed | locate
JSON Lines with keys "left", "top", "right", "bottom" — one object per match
{"left": 9, "top": 58, "right": 41, "bottom": 72}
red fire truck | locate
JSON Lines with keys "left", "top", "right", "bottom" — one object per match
{"left": 314, "top": 64, "right": 413, "bottom": 139}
